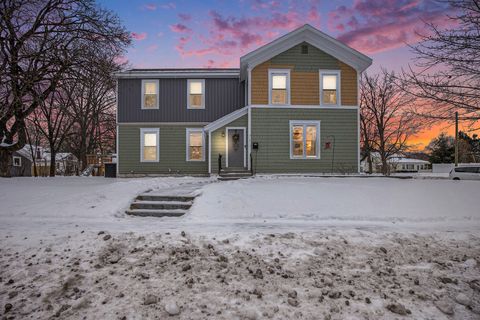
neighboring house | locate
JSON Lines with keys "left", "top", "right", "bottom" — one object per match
{"left": 361, "top": 153, "right": 431, "bottom": 173}
{"left": 9, "top": 144, "right": 79, "bottom": 176}
{"left": 115, "top": 24, "right": 372, "bottom": 176}
{"left": 10, "top": 147, "right": 34, "bottom": 177}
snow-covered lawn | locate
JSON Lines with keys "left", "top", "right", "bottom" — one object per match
{"left": 0, "top": 176, "right": 479, "bottom": 319}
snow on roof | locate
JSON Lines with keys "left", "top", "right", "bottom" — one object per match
{"left": 389, "top": 157, "right": 430, "bottom": 164}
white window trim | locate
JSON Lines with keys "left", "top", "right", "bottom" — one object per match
{"left": 187, "top": 79, "right": 206, "bottom": 110}
{"left": 141, "top": 79, "right": 159, "bottom": 109}
{"left": 319, "top": 70, "right": 341, "bottom": 107}
{"left": 13, "top": 156, "right": 22, "bottom": 167}
{"left": 289, "top": 120, "right": 321, "bottom": 160}
{"left": 140, "top": 128, "right": 160, "bottom": 162}
{"left": 268, "top": 69, "right": 291, "bottom": 106}
{"left": 186, "top": 128, "right": 206, "bottom": 161}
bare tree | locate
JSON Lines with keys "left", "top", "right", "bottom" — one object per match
{"left": 63, "top": 52, "right": 122, "bottom": 170}
{"left": 400, "top": 0, "right": 480, "bottom": 126}
{"left": 31, "top": 88, "right": 74, "bottom": 176}
{"left": 360, "top": 69, "right": 421, "bottom": 175}
{"left": 0, "top": 0, "right": 130, "bottom": 177}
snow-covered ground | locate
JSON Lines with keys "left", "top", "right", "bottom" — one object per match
{"left": 0, "top": 176, "right": 479, "bottom": 319}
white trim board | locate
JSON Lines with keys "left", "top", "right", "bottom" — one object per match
{"left": 225, "top": 127, "right": 247, "bottom": 168}
{"left": 250, "top": 104, "right": 358, "bottom": 110}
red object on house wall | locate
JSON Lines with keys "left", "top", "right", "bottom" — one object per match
{"left": 325, "top": 142, "right": 331, "bottom": 149}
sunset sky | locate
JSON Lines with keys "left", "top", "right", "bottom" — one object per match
{"left": 98, "top": 0, "right": 472, "bottom": 149}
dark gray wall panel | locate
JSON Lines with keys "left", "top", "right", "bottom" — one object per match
{"left": 118, "top": 78, "right": 245, "bottom": 123}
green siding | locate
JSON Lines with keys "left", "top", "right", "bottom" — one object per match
{"left": 118, "top": 124, "right": 208, "bottom": 175}
{"left": 210, "top": 115, "right": 248, "bottom": 173}
{"left": 270, "top": 42, "right": 339, "bottom": 72}
{"left": 251, "top": 108, "right": 358, "bottom": 173}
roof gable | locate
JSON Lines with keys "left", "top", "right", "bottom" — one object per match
{"left": 240, "top": 24, "right": 372, "bottom": 80}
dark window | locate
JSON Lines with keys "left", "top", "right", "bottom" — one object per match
{"left": 455, "top": 166, "right": 480, "bottom": 173}
{"left": 301, "top": 44, "right": 308, "bottom": 54}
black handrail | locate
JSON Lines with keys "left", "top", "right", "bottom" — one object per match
{"left": 218, "top": 154, "right": 222, "bottom": 174}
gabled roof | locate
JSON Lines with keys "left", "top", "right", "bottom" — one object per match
{"left": 204, "top": 106, "right": 248, "bottom": 132}
{"left": 240, "top": 24, "right": 372, "bottom": 80}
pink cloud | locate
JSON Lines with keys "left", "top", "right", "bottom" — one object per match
{"left": 143, "top": 3, "right": 157, "bottom": 11}
{"left": 329, "top": 0, "right": 456, "bottom": 54}
{"left": 114, "top": 56, "right": 128, "bottom": 65}
{"left": 131, "top": 32, "right": 147, "bottom": 41}
{"left": 170, "top": 23, "right": 192, "bottom": 34}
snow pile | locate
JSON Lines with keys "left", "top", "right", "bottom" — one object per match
{"left": 190, "top": 176, "right": 480, "bottom": 231}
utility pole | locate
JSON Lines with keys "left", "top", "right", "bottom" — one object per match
{"left": 455, "top": 111, "right": 459, "bottom": 167}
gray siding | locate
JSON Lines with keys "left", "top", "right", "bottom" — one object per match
{"left": 118, "top": 78, "right": 245, "bottom": 123}
{"left": 251, "top": 108, "right": 358, "bottom": 173}
{"left": 10, "top": 153, "right": 32, "bottom": 177}
{"left": 118, "top": 124, "right": 208, "bottom": 175}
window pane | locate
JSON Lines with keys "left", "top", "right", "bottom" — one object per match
{"left": 292, "top": 126, "right": 304, "bottom": 157}
{"left": 323, "top": 90, "right": 337, "bottom": 104}
{"left": 144, "top": 94, "right": 157, "bottom": 108}
{"left": 323, "top": 75, "right": 337, "bottom": 90}
{"left": 144, "top": 133, "right": 157, "bottom": 147}
{"left": 306, "top": 126, "right": 317, "bottom": 157}
{"left": 145, "top": 82, "right": 157, "bottom": 94}
{"left": 190, "top": 94, "right": 203, "bottom": 107}
{"left": 189, "top": 81, "right": 203, "bottom": 94}
{"left": 271, "top": 89, "right": 287, "bottom": 104}
{"left": 188, "top": 131, "right": 203, "bottom": 160}
{"left": 143, "top": 146, "right": 157, "bottom": 161}
{"left": 272, "top": 75, "right": 287, "bottom": 89}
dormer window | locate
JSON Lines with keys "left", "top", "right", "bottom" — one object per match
{"left": 187, "top": 79, "right": 205, "bottom": 109}
{"left": 320, "top": 70, "right": 340, "bottom": 106}
{"left": 141, "top": 80, "right": 159, "bottom": 109}
{"left": 269, "top": 69, "right": 290, "bottom": 105}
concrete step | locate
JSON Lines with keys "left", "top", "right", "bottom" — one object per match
{"left": 125, "top": 208, "right": 187, "bottom": 217}
{"left": 219, "top": 172, "right": 252, "bottom": 177}
{"left": 130, "top": 200, "right": 192, "bottom": 210}
{"left": 218, "top": 175, "right": 252, "bottom": 181}
{"left": 136, "top": 194, "right": 195, "bottom": 202}
{"left": 220, "top": 169, "right": 251, "bottom": 174}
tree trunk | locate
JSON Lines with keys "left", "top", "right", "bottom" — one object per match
{"left": 381, "top": 155, "right": 389, "bottom": 176}
{"left": 49, "top": 151, "right": 56, "bottom": 177}
{"left": 0, "top": 150, "right": 12, "bottom": 177}
{"left": 367, "top": 153, "right": 373, "bottom": 174}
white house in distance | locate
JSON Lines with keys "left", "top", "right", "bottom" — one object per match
{"left": 361, "top": 153, "right": 430, "bottom": 173}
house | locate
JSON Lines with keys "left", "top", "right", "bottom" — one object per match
{"left": 115, "top": 24, "right": 372, "bottom": 177}
{"left": 361, "top": 153, "right": 431, "bottom": 173}
{"left": 10, "top": 144, "right": 79, "bottom": 176}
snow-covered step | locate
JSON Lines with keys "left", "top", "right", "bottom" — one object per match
{"left": 136, "top": 194, "right": 195, "bottom": 202}
{"left": 218, "top": 175, "right": 252, "bottom": 181}
{"left": 125, "top": 208, "right": 187, "bottom": 217}
{"left": 130, "top": 200, "right": 193, "bottom": 210}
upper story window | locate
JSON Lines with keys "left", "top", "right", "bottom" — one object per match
{"left": 140, "top": 128, "right": 159, "bottom": 162}
{"left": 269, "top": 69, "right": 290, "bottom": 105}
{"left": 186, "top": 128, "right": 205, "bottom": 161}
{"left": 319, "top": 70, "right": 340, "bottom": 106}
{"left": 187, "top": 79, "right": 205, "bottom": 109}
{"left": 142, "top": 80, "right": 159, "bottom": 109}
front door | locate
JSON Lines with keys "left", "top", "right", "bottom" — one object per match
{"left": 227, "top": 128, "right": 245, "bottom": 168}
